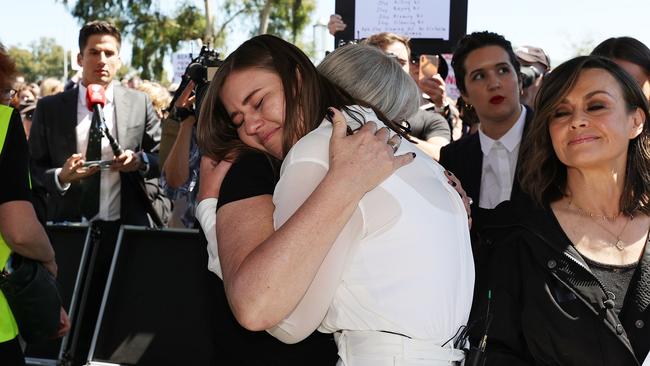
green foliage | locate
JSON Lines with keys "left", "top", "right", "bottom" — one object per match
{"left": 55, "top": 0, "right": 316, "bottom": 79}
{"left": 8, "top": 38, "right": 70, "bottom": 82}
{"left": 266, "top": 0, "right": 316, "bottom": 44}
{"left": 223, "top": 0, "right": 316, "bottom": 45}
{"left": 58, "top": 0, "right": 205, "bottom": 80}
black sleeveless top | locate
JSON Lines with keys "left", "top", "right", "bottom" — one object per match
{"left": 582, "top": 256, "right": 638, "bottom": 315}
{"left": 212, "top": 151, "right": 337, "bottom": 365}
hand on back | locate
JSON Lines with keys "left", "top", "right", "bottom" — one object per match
{"left": 327, "top": 107, "right": 415, "bottom": 195}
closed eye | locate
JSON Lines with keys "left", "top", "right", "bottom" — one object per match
{"left": 587, "top": 103, "right": 606, "bottom": 112}
{"left": 552, "top": 109, "right": 571, "bottom": 119}
{"left": 255, "top": 97, "right": 264, "bottom": 110}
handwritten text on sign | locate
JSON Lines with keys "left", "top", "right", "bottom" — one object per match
{"left": 354, "top": 0, "right": 450, "bottom": 39}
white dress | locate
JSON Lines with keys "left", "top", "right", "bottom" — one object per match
{"left": 197, "top": 106, "right": 474, "bottom": 365}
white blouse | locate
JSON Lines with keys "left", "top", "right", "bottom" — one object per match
{"left": 268, "top": 106, "right": 474, "bottom": 344}
{"left": 197, "top": 106, "right": 474, "bottom": 345}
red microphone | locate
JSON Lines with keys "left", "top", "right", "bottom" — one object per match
{"left": 85, "top": 84, "right": 123, "bottom": 156}
{"left": 86, "top": 83, "right": 106, "bottom": 111}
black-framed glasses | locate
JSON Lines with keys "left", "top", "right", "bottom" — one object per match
{"left": 2, "top": 88, "right": 16, "bottom": 99}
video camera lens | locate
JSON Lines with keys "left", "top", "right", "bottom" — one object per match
{"left": 166, "top": 46, "right": 224, "bottom": 121}
{"left": 520, "top": 65, "right": 542, "bottom": 89}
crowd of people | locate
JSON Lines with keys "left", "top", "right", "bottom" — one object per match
{"left": 1, "top": 13, "right": 650, "bottom": 366}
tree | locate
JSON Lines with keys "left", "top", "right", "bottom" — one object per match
{"left": 251, "top": 0, "right": 316, "bottom": 43}
{"left": 55, "top": 0, "right": 316, "bottom": 79}
{"left": 266, "top": 0, "right": 315, "bottom": 44}
{"left": 58, "top": 0, "right": 206, "bottom": 80}
{"left": 8, "top": 38, "right": 70, "bottom": 82}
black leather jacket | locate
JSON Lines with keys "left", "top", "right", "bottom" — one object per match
{"left": 472, "top": 202, "right": 650, "bottom": 366}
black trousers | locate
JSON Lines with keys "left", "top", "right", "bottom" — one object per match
{"left": 68, "top": 220, "right": 121, "bottom": 365}
{"left": 0, "top": 337, "right": 25, "bottom": 366}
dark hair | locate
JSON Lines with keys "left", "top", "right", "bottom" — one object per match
{"left": 197, "top": 35, "right": 391, "bottom": 162}
{"left": 0, "top": 44, "right": 16, "bottom": 88}
{"left": 451, "top": 31, "right": 520, "bottom": 95}
{"left": 78, "top": 20, "right": 121, "bottom": 52}
{"left": 591, "top": 37, "right": 650, "bottom": 77}
{"left": 519, "top": 55, "right": 650, "bottom": 215}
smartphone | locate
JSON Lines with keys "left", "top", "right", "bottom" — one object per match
{"left": 419, "top": 54, "right": 439, "bottom": 80}
{"left": 83, "top": 160, "right": 113, "bottom": 169}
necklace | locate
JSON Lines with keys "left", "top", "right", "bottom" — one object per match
{"left": 568, "top": 199, "right": 632, "bottom": 251}
{"left": 568, "top": 198, "right": 621, "bottom": 221}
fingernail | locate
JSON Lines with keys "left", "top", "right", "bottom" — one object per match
{"left": 410, "top": 152, "right": 416, "bottom": 158}
{"left": 325, "top": 108, "right": 335, "bottom": 121}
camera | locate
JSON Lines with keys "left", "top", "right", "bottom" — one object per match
{"left": 185, "top": 45, "right": 223, "bottom": 86}
{"left": 520, "top": 65, "right": 542, "bottom": 89}
{"left": 168, "top": 46, "right": 224, "bottom": 120}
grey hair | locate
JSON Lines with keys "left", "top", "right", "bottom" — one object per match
{"left": 317, "top": 44, "right": 420, "bottom": 121}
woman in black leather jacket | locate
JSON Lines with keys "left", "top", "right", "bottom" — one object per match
{"left": 477, "top": 55, "right": 650, "bottom": 366}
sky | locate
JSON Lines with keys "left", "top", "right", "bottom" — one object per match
{"left": 1, "top": 0, "right": 649, "bottom": 78}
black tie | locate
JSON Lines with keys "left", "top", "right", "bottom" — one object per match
{"left": 81, "top": 109, "right": 102, "bottom": 219}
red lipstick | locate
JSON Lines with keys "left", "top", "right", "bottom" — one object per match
{"left": 489, "top": 96, "right": 505, "bottom": 104}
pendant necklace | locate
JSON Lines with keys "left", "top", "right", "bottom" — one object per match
{"left": 568, "top": 198, "right": 632, "bottom": 251}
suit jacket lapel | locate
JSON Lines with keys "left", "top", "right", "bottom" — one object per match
{"left": 467, "top": 133, "right": 483, "bottom": 204}
{"left": 113, "top": 84, "right": 130, "bottom": 147}
{"left": 511, "top": 106, "right": 533, "bottom": 200}
{"left": 62, "top": 88, "right": 79, "bottom": 155}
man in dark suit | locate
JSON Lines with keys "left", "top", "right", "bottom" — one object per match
{"left": 440, "top": 31, "right": 533, "bottom": 234}
{"left": 440, "top": 32, "right": 537, "bottom": 349}
{"left": 30, "top": 21, "right": 160, "bottom": 226}
{"left": 28, "top": 20, "right": 160, "bottom": 363}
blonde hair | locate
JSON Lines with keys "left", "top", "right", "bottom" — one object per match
{"left": 137, "top": 80, "right": 171, "bottom": 118}
{"left": 40, "top": 78, "right": 64, "bottom": 97}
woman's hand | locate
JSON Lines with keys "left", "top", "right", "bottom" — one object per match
{"left": 197, "top": 156, "right": 233, "bottom": 202}
{"left": 327, "top": 107, "right": 415, "bottom": 195}
{"left": 445, "top": 170, "right": 472, "bottom": 228}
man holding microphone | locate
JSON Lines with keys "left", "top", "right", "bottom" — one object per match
{"left": 28, "top": 20, "right": 160, "bottom": 363}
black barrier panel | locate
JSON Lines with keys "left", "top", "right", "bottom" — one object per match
{"left": 87, "top": 227, "right": 219, "bottom": 366}
{"left": 25, "top": 224, "right": 91, "bottom": 365}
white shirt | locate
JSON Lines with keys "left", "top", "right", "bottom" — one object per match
{"left": 268, "top": 106, "right": 474, "bottom": 343}
{"left": 55, "top": 83, "right": 121, "bottom": 221}
{"left": 477, "top": 106, "right": 526, "bottom": 209}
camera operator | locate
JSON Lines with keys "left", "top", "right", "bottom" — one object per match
{"left": 161, "top": 47, "right": 221, "bottom": 228}
{"left": 161, "top": 81, "right": 200, "bottom": 228}
{"left": 515, "top": 45, "right": 551, "bottom": 109}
